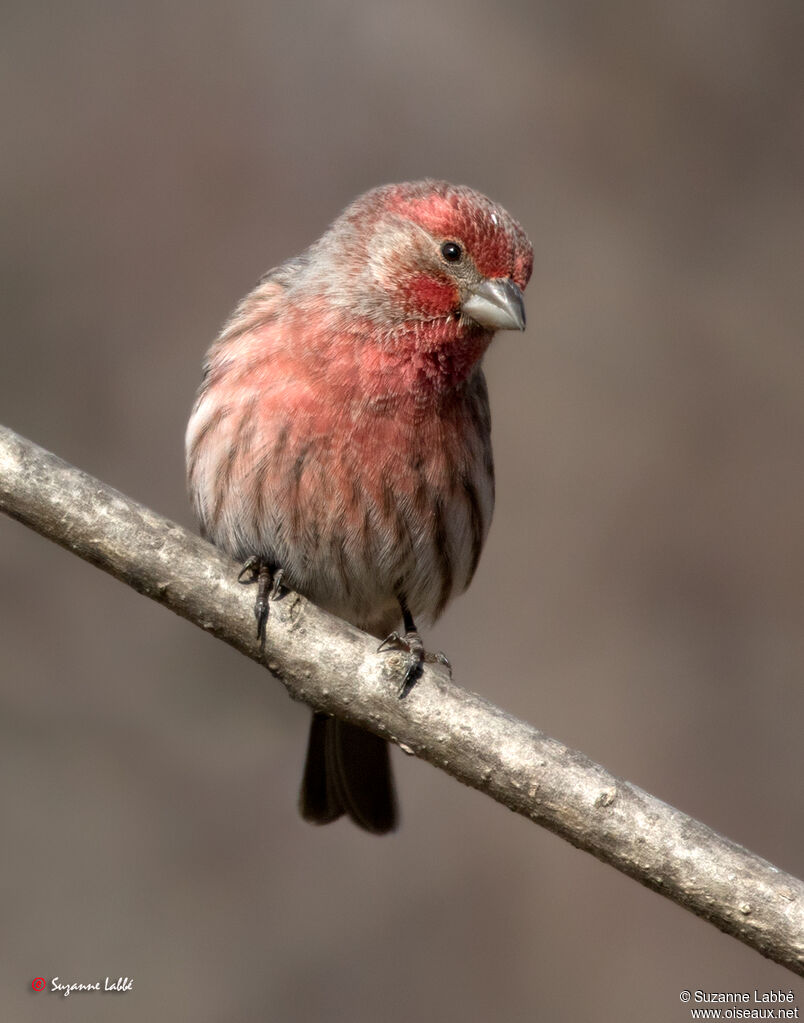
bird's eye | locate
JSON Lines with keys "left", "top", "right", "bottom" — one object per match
{"left": 441, "top": 241, "right": 463, "bottom": 263}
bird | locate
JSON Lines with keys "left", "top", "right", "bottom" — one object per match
{"left": 186, "top": 180, "right": 532, "bottom": 834}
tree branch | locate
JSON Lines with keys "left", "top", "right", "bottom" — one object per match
{"left": 0, "top": 423, "right": 802, "bottom": 974}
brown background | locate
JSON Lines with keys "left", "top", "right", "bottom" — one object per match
{"left": 1, "top": 2, "right": 802, "bottom": 1020}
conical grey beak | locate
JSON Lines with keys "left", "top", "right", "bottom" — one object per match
{"left": 462, "top": 277, "right": 526, "bottom": 331}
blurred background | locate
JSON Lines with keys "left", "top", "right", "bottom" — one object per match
{"left": 1, "top": 2, "right": 802, "bottom": 1020}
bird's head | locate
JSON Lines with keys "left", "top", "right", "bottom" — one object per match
{"left": 310, "top": 180, "right": 533, "bottom": 343}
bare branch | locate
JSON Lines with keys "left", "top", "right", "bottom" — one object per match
{"left": 1, "top": 423, "right": 802, "bottom": 974}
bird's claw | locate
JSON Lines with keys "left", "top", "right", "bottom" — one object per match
{"left": 237, "top": 557, "right": 260, "bottom": 584}
{"left": 376, "top": 630, "right": 400, "bottom": 653}
{"left": 431, "top": 650, "right": 452, "bottom": 676}
{"left": 268, "top": 568, "right": 285, "bottom": 601}
{"left": 238, "top": 559, "right": 284, "bottom": 640}
{"left": 377, "top": 629, "right": 437, "bottom": 697}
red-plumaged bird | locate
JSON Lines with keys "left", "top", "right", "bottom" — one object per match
{"left": 186, "top": 180, "right": 532, "bottom": 833}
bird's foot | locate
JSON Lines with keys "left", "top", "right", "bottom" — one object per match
{"left": 377, "top": 631, "right": 451, "bottom": 697}
{"left": 238, "top": 558, "right": 284, "bottom": 639}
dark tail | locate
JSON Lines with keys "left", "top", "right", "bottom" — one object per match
{"left": 299, "top": 712, "right": 397, "bottom": 834}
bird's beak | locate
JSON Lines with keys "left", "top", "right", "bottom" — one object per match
{"left": 461, "top": 277, "right": 526, "bottom": 331}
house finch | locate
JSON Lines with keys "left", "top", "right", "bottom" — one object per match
{"left": 186, "top": 180, "right": 532, "bottom": 834}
